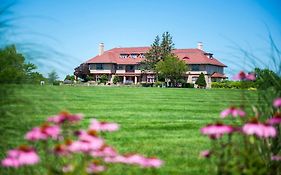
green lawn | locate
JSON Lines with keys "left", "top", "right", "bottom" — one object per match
{"left": 0, "top": 85, "right": 257, "bottom": 175}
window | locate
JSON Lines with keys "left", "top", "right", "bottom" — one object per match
{"left": 117, "top": 65, "right": 124, "bottom": 70}
{"left": 120, "top": 54, "right": 128, "bottom": 58}
{"left": 191, "top": 65, "right": 200, "bottom": 71}
{"left": 89, "top": 64, "right": 94, "bottom": 70}
{"left": 96, "top": 64, "right": 103, "bottom": 70}
{"left": 130, "top": 54, "right": 138, "bottom": 59}
{"left": 140, "top": 54, "right": 145, "bottom": 58}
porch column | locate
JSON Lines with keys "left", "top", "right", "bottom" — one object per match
{"left": 134, "top": 76, "right": 137, "bottom": 84}
{"left": 123, "top": 76, "right": 126, "bottom": 84}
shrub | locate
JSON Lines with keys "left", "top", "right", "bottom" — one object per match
{"left": 195, "top": 73, "right": 206, "bottom": 88}
{"left": 99, "top": 74, "right": 108, "bottom": 85}
{"left": 112, "top": 76, "right": 121, "bottom": 84}
{"left": 53, "top": 81, "right": 60, "bottom": 86}
{"left": 154, "top": 81, "right": 163, "bottom": 87}
{"left": 182, "top": 83, "right": 194, "bottom": 88}
{"left": 141, "top": 83, "right": 153, "bottom": 87}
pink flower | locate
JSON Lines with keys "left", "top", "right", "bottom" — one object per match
{"left": 242, "top": 121, "right": 276, "bottom": 138}
{"left": 104, "top": 154, "right": 163, "bottom": 168}
{"left": 201, "top": 123, "right": 234, "bottom": 139}
{"left": 271, "top": 155, "right": 281, "bottom": 161}
{"left": 233, "top": 71, "right": 255, "bottom": 81}
{"left": 53, "top": 143, "right": 70, "bottom": 156}
{"left": 25, "top": 124, "right": 61, "bottom": 141}
{"left": 266, "top": 113, "right": 281, "bottom": 125}
{"left": 1, "top": 146, "right": 40, "bottom": 168}
{"left": 47, "top": 112, "right": 83, "bottom": 124}
{"left": 90, "top": 145, "right": 117, "bottom": 158}
{"left": 68, "top": 130, "right": 104, "bottom": 153}
{"left": 89, "top": 119, "right": 119, "bottom": 132}
{"left": 220, "top": 107, "right": 246, "bottom": 118}
{"left": 86, "top": 162, "right": 105, "bottom": 174}
{"left": 273, "top": 98, "right": 281, "bottom": 108}
{"left": 200, "top": 150, "right": 211, "bottom": 158}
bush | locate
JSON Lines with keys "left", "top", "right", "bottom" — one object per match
{"left": 99, "top": 74, "right": 108, "bottom": 85}
{"left": 154, "top": 81, "right": 163, "bottom": 87}
{"left": 141, "top": 83, "right": 153, "bottom": 87}
{"left": 211, "top": 81, "right": 255, "bottom": 89}
{"left": 113, "top": 76, "right": 121, "bottom": 84}
{"left": 182, "top": 83, "right": 194, "bottom": 88}
{"left": 53, "top": 81, "right": 60, "bottom": 86}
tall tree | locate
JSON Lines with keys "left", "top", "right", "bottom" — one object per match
{"left": 155, "top": 55, "right": 186, "bottom": 87}
{"left": 160, "top": 31, "right": 175, "bottom": 59}
{"left": 48, "top": 70, "right": 59, "bottom": 84}
{"left": 141, "top": 32, "right": 175, "bottom": 72}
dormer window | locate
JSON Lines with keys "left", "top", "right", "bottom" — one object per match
{"left": 140, "top": 54, "right": 145, "bottom": 58}
{"left": 120, "top": 54, "right": 128, "bottom": 58}
{"left": 183, "top": 57, "right": 189, "bottom": 60}
{"left": 204, "top": 53, "right": 213, "bottom": 59}
{"left": 130, "top": 54, "right": 138, "bottom": 59}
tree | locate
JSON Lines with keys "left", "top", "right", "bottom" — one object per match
{"left": 64, "top": 75, "right": 75, "bottom": 81}
{"left": 254, "top": 68, "right": 281, "bottom": 91}
{"left": 195, "top": 73, "right": 207, "bottom": 88}
{"left": 160, "top": 31, "right": 175, "bottom": 59}
{"left": 113, "top": 76, "right": 120, "bottom": 84}
{"left": 0, "top": 45, "right": 26, "bottom": 84}
{"left": 155, "top": 55, "right": 187, "bottom": 87}
{"left": 48, "top": 70, "right": 59, "bottom": 84}
{"left": 74, "top": 63, "right": 90, "bottom": 81}
{"left": 141, "top": 32, "right": 175, "bottom": 72}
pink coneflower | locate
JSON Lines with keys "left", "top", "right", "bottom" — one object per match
{"left": 233, "top": 71, "right": 255, "bottom": 81}
{"left": 25, "top": 124, "right": 61, "bottom": 141}
{"left": 266, "top": 113, "right": 281, "bottom": 125}
{"left": 242, "top": 119, "right": 276, "bottom": 138}
{"left": 273, "top": 98, "right": 281, "bottom": 108}
{"left": 201, "top": 123, "right": 234, "bottom": 139}
{"left": 104, "top": 154, "right": 163, "bottom": 168}
{"left": 89, "top": 119, "right": 119, "bottom": 132}
{"left": 200, "top": 150, "right": 212, "bottom": 158}
{"left": 1, "top": 146, "right": 40, "bottom": 168}
{"left": 68, "top": 130, "right": 103, "bottom": 153}
{"left": 47, "top": 112, "right": 83, "bottom": 124}
{"left": 90, "top": 145, "right": 117, "bottom": 158}
{"left": 86, "top": 161, "right": 105, "bottom": 174}
{"left": 220, "top": 107, "right": 246, "bottom": 118}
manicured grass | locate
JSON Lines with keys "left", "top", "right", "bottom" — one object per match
{"left": 0, "top": 85, "right": 257, "bottom": 174}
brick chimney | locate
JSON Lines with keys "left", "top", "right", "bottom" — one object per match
{"left": 99, "top": 43, "right": 104, "bottom": 55}
{"left": 197, "top": 42, "right": 203, "bottom": 50}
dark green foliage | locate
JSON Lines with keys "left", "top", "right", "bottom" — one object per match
{"left": 64, "top": 74, "right": 75, "bottom": 81}
{"left": 195, "top": 73, "right": 206, "bottom": 88}
{"left": 141, "top": 82, "right": 153, "bottom": 87}
{"left": 211, "top": 81, "right": 255, "bottom": 89}
{"left": 74, "top": 63, "right": 90, "bottom": 81}
{"left": 182, "top": 83, "right": 194, "bottom": 88}
{"left": 48, "top": 70, "right": 59, "bottom": 84}
{"left": 112, "top": 76, "right": 120, "bottom": 84}
{"left": 156, "top": 55, "right": 187, "bottom": 87}
{"left": 99, "top": 74, "right": 108, "bottom": 84}
{"left": 141, "top": 32, "right": 175, "bottom": 71}
{"left": 0, "top": 45, "right": 45, "bottom": 84}
{"left": 254, "top": 68, "right": 281, "bottom": 91}
{"left": 0, "top": 45, "right": 26, "bottom": 83}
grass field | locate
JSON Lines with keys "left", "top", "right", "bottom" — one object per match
{"left": 0, "top": 85, "right": 258, "bottom": 175}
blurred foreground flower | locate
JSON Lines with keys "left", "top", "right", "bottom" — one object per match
{"left": 1, "top": 145, "right": 39, "bottom": 168}
{"left": 1, "top": 112, "right": 163, "bottom": 174}
{"left": 220, "top": 107, "right": 246, "bottom": 118}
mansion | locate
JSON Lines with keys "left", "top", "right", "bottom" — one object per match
{"left": 75, "top": 42, "right": 227, "bottom": 88}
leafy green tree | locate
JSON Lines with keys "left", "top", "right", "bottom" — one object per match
{"left": 195, "top": 72, "right": 207, "bottom": 88}
{"left": 254, "top": 68, "right": 281, "bottom": 91}
{"left": 0, "top": 45, "right": 26, "bottom": 84}
{"left": 48, "top": 70, "right": 59, "bottom": 84}
{"left": 155, "top": 55, "right": 186, "bottom": 87}
{"left": 142, "top": 32, "right": 175, "bottom": 72}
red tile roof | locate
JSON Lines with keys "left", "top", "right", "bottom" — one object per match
{"left": 86, "top": 47, "right": 226, "bottom": 67}
{"left": 211, "top": 72, "right": 227, "bottom": 78}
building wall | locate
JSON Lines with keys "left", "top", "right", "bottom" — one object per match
{"left": 205, "top": 65, "right": 224, "bottom": 74}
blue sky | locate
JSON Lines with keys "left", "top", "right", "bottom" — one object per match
{"left": 3, "top": 0, "right": 281, "bottom": 79}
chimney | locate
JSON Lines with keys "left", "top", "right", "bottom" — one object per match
{"left": 99, "top": 43, "right": 104, "bottom": 55}
{"left": 197, "top": 42, "right": 203, "bottom": 50}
